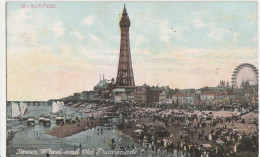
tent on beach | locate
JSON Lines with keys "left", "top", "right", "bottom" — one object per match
{"left": 133, "top": 129, "right": 143, "bottom": 135}
{"left": 216, "top": 140, "right": 224, "bottom": 145}
{"left": 202, "top": 144, "right": 212, "bottom": 148}
{"left": 233, "top": 129, "right": 239, "bottom": 132}
{"left": 136, "top": 124, "right": 142, "bottom": 129}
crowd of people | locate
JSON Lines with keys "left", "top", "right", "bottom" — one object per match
{"left": 62, "top": 101, "right": 259, "bottom": 157}
{"left": 110, "top": 103, "right": 258, "bottom": 157}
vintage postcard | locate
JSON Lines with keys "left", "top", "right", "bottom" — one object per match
{"left": 6, "top": 1, "right": 258, "bottom": 157}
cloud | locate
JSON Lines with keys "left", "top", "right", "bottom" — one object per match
{"left": 7, "top": 44, "right": 97, "bottom": 101}
{"left": 133, "top": 46, "right": 258, "bottom": 89}
{"left": 155, "top": 46, "right": 257, "bottom": 61}
{"left": 248, "top": 13, "right": 257, "bottom": 24}
{"left": 159, "top": 19, "right": 186, "bottom": 43}
{"left": 82, "top": 15, "right": 96, "bottom": 26}
{"left": 88, "top": 33, "right": 103, "bottom": 44}
{"left": 131, "top": 32, "right": 146, "bottom": 45}
{"left": 132, "top": 48, "right": 152, "bottom": 56}
{"left": 209, "top": 47, "right": 257, "bottom": 59}
{"left": 207, "top": 25, "right": 229, "bottom": 41}
{"left": 7, "top": 3, "right": 258, "bottom": 100}
{"left": 52, "top": 22, "right": 64, "bottom": 38}
{"left": 72, "top": 31, "right": 84, "bottom": 41}
{"left": 232, "top": 33, "right": 239, "bottom": 42}
{"left": 192, "top": 18, "right": 204, "bottom": 28}
{"left": 174, "top": 29, "right": 186, "bottom": 41}
{"left": 7, "top": 8, "right": 67, "bottom": 46}
{"left": 7, "top": 44, "right": 91, "bottom": 75}
{"left": 80, "top": 47, "right": 118, "bottom": 64}
{"left": 159, "top": 20, "right": 170, "bottom": 43}
{"left": 7, "top": 9, "right": 39, "bottom": 46}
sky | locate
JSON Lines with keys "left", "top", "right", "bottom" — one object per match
{"left": 7, "top": 2, "right": 258, "bottom": 101}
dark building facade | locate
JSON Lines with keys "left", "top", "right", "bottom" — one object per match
{"left": 133, "top": 84, "right": 162, "bottom": 106}
{"left": 116, "top": 4, "right": 135, "bottom": 86}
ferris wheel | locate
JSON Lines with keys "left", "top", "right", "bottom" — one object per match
{"left": 231, "top": 63, "right": 258, "bottom": 88}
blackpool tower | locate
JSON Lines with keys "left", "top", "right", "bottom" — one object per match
{"left": 116, "top": 4, "right": 135, "bottom": 86}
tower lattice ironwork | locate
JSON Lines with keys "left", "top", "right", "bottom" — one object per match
{"left": 116, "top": 4, "right": 135, "bottom": 86}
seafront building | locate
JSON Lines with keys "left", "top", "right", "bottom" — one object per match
{"left": 61, "top": 76, "right": 258, "bottom": 107}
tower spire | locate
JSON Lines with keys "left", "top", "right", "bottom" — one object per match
{"left": 116, "top": 4, "right": 135, "bottom": 86}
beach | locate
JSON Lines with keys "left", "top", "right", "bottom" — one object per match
{"left": 46, "top": 118, "right": 106, "bottom": 138}
{"left": 117, "top": 108, "right": 258, "bottom": 156}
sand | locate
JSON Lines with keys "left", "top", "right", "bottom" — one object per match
{"left": 120, "top": 116, "right": 258, "bottom": 148}
{"left": 46, "top": 118, "right": 105, "bottom": 138}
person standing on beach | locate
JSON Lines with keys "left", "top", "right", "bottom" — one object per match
{"left": 73, "top": 142, "right": 76, "bottom": 150}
